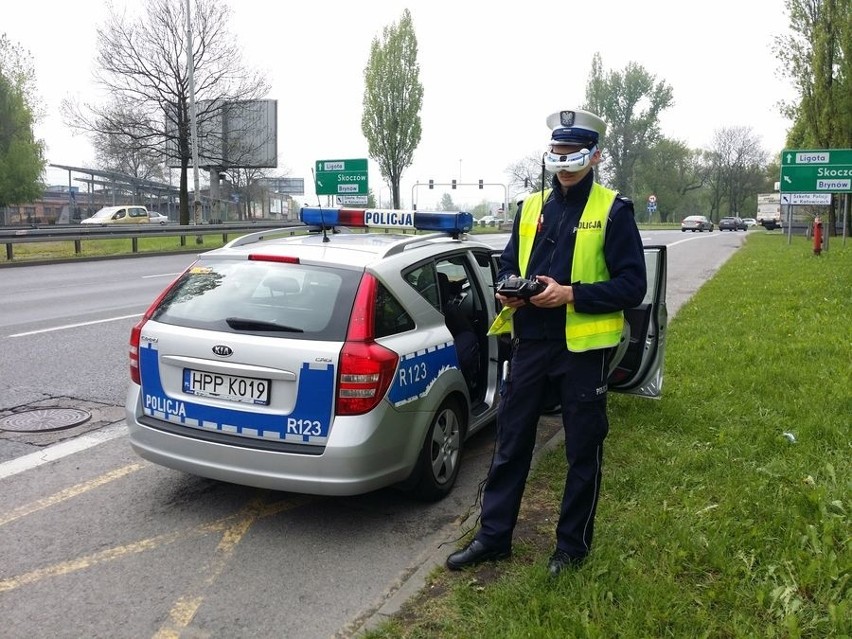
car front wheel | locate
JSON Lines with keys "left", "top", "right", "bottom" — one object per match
{"left": 408, "top": 399, "right": 465, "bottom": 502}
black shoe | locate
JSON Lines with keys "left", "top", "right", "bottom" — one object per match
{"left": 547, "top": 550, "right": 585, "bottom": 577}
{"left": 446, "top": 539, "right": 511, "bottom": 571}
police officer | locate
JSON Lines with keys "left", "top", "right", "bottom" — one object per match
{"left": 446, "top": 108, "right": 647, "bottom": 576}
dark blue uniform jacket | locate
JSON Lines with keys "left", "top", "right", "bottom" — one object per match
{"left": 498, "top": 172, "right": 647, "bottom": 340}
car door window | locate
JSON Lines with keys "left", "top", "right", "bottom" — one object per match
{"left": 406, "top": 264, "right": 440, "bottom": 311}
{"left": 374, "top": 282, "right": 414, "bottom": 338}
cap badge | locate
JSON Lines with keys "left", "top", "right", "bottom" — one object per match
{"left": 560, "top": 111, "right": 576, "bottom": 127}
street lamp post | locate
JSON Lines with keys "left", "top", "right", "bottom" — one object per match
{"left": 185, "top": 0, "right": 201, "bottom": 228}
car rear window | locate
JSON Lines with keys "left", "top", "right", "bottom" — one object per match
{"left": 150, "top": 258, "right": 362, "bottom": 341}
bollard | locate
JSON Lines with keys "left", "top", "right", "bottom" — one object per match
{"left": 813, "top": 217, "right": 822, "bottom": 255}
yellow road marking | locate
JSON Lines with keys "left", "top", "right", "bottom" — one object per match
{"left": 0, "top": 520, "right": 218, "bottom": 593}
{"left": 0, "top": 462, "right": 146, "bottom": 528}
{"left": 2, "top": 458, "right": 315, "bottom": 637}
{"left": 153, "top": 495, "right": 310, "bottom": 639}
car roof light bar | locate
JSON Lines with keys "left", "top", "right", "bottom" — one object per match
{"left": 300, "top": 207, "right": 474, "bottom": 235}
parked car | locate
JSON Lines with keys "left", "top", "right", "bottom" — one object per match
{"left": 718, "top": 216, "right": 747, "bottom": 231}
{"left": 80, "top": 205, "right": 150, "bottom": 225}
{"left": 478, "top": 215, "right": 499, "bottom": 227}
{"left": 126, "top": 208, "right": 667, "bottom": 500}
{"left": 681, "top": 215, "right": 714, "bottom": 232}
{"left": 742, "top": 218, "right": 758, "bottom": 227}
{"left": 147, "top": 211, "right": 169, "bottom": 224}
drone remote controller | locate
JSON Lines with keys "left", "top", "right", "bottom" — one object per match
{"left": 496, "top": 278, "right": 545, "bottom": 299}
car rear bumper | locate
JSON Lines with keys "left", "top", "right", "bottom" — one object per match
{"left": 125, "top": 385, "right": 427, "bottom": 495}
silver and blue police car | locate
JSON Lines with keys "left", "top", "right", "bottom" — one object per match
{"left": 126, "top": 207, "right": 667, "bottom": 500}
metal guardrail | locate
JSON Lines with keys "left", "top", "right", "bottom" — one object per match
{"left": 0, "top": 221, "right": 302, "bottom": 261}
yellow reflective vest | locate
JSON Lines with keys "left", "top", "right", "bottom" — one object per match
{"left": 488, "top": 182, "right": 625, "bottom": 352}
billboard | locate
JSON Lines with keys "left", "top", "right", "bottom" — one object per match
{"left": 259, "top": 177, "right": 305, "bottom": 195}
{"left": 166, "top": 99, "right": 278, "bottom": 169}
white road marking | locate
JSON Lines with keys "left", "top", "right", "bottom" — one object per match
{"left": 667, "top": 233, "right": 724, "bottom": 247}
{"left": 0, "top": 422, "right": 128, "bottom": 480}
{"left": 8, "top": 314, "right": 141, "bottom": 337}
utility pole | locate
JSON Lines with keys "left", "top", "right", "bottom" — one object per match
{"left": 185, "top": 0, "right": 201, "bottom": 227}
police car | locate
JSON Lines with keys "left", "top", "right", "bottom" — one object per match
{"left": 126, "top": 207, "right": 667, "bottom": 500}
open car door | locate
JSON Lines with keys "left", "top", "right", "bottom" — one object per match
{"left": 607, "top": 245, "right": 667, "bottom": 398}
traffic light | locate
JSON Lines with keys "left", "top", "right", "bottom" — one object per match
{"left": 478, "top": 179, "right": 483, "bottom": 189}
{"left": 428, "top": 179, "right": 434, "bottom": 189}
{"left": 451, "top": 179, "right": 457, "bottom": 189}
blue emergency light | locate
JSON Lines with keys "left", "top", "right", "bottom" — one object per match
{"left": 300, "top": 207, "right": 474, "bottom": 234}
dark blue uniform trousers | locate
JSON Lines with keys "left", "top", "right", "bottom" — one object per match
{"left": 475, "top": 339, "right": 610, "bottom": 559}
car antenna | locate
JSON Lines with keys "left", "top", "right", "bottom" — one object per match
{"left": 310, "top": 166, "right": 330, "bottom": 242}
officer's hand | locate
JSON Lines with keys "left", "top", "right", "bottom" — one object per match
{"left": 529, "top": 275, "right": 574, "bottom": 307}
{"left": 496, "top": 293, "right": 527, "bottom": 308}
{"left": 495, "top": 275, "right": 527, "bottom": 308}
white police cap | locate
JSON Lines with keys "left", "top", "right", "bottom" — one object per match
{"left": 547, "top": 109, "right": 607, "bottom": 147}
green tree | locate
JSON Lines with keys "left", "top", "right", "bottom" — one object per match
{"left": 439, "top": 193, "right": 455, "bottom": 211}
{"left": 470, "top": 200, "right": 490, "bottom": 217}
{"left": 774, "top": 0, "right": 851, "bottom": 234}
{"left": 634, "top": 138, "right": 707, "bottom": 223}
{"left": 584, "top": 53, "right": 674, "bottom": 196}
{"left": 775, "top": 0, "right": 850, "bottom": 148}
{"left": 0, "top": 34, "right": 41, "bottom": 119}
{"left": 366, "top": 189, "right": 378, "bottom": 208}
{"left": 0, "top": 38, "right": 45, "bottom": 212}
{"left": 63, "top": 0, "right": 269, "bottom": 225}
{"left": 362, "top": 9, "right": 423, "bottom": 210}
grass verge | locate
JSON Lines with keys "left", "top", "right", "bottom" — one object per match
{"left": 364, "top": 233, "right": 851, "bottom": 639}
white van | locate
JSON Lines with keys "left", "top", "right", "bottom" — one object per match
{"left": 81, "top": 205, "right": 150, "bottom": 225}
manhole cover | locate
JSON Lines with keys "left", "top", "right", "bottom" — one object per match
{"left": 0, "top": 408, "right": 91, "bottom": 433}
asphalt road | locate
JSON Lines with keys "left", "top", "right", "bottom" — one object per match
{"left": 0, "top": 230, "right": 746, "bottom": 638}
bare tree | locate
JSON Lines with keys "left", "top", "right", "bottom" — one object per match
{"left": 62, "top": 0, "right": 269, "bottom": 224}
{"left": 505, "top": 153, "right": 547, "bottom": 196}
{"left": 706, "top": 127, "right": 768, "bottom": 219}
{"left": 221, "top": 166, "right": 273, "bottom": 220}
{"left": 92, "top": 102, "right": 167, "bottom": 181}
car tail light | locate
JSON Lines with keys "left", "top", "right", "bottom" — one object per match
{"left": 336, "top": 273, "right": 399, "bottom": 416}
{"left": 129, "top": 319, "right": 145, "bottom": 385}
{"left": 129, "top": 270, "right": 186, "bottom": 384}
{"left": 248, "top": 254, "right": 300, "bottom": 263}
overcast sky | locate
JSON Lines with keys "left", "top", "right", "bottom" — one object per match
{"left": 5, "top": 0, "right": 795, "bottom": 209}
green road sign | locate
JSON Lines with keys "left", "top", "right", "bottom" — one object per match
{"left": 781, "top": 149, "right": 852, "bottom": 165}
{"left": 779, "top": 148, "right": 852, "bottom": 193}
{"left": 315, "top": 158, "right": 369, "bottom": 196}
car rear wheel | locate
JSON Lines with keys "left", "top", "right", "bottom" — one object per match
{"left": 408, "top": 399, "right": 465, "bottom": 502}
